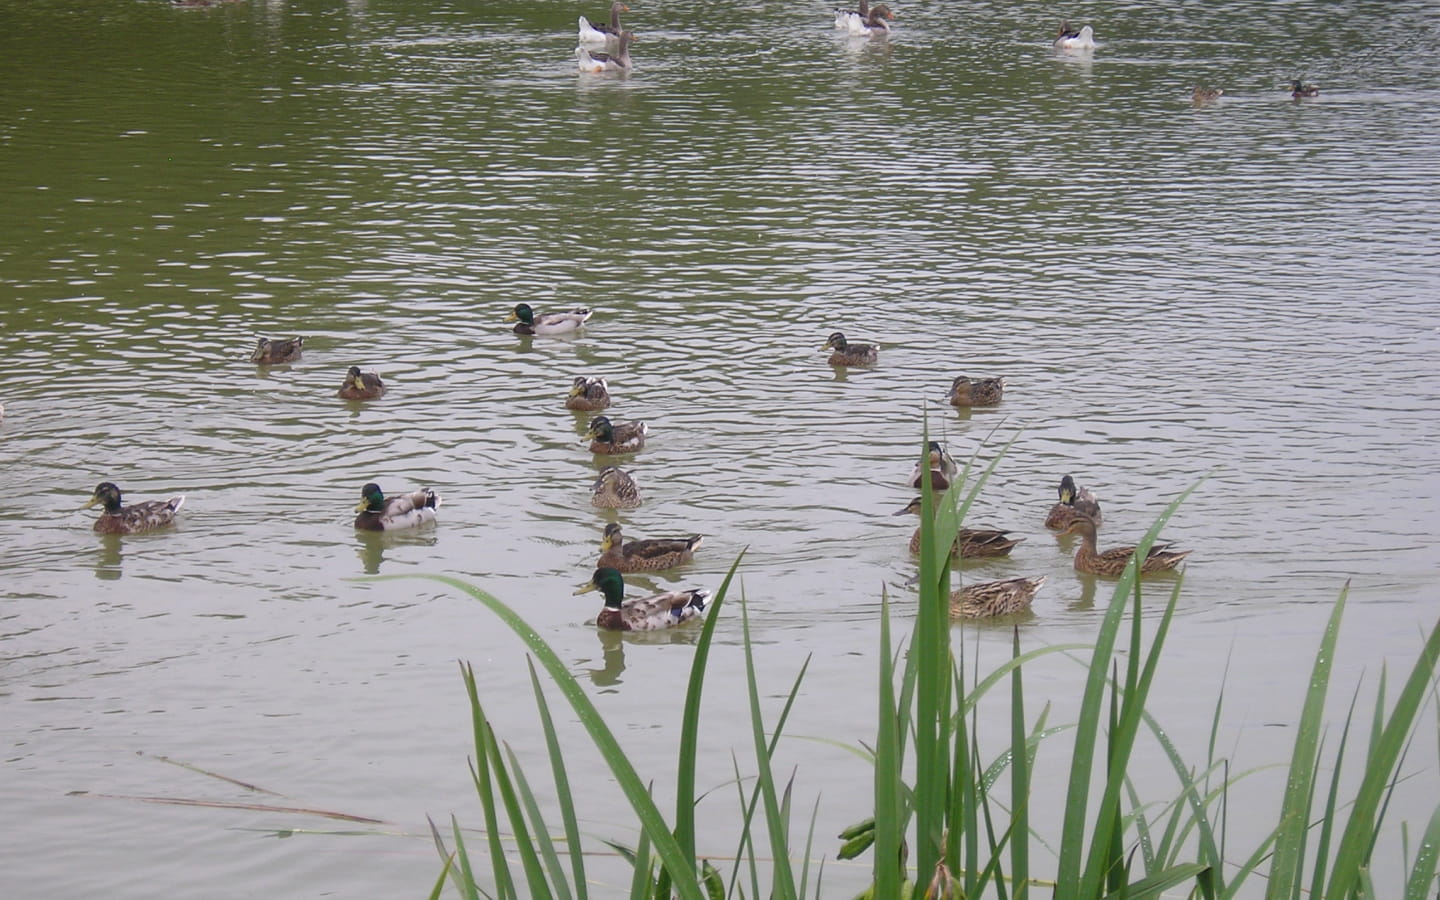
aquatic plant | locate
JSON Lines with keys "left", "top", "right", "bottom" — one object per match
{"left": 400, "top": 434, "right": 1440, "bottom": 899}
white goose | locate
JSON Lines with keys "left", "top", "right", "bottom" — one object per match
{"left": 576, "top": 30, "right": 634, "bottom": 73}
{"left": 578, "top": 2, "right": 628, "bottom": 45}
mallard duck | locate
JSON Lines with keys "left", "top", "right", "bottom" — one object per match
{"left": 823, "top": 331, "right": 879, "bottom": 366}
{"left": 337, "top": 366, "right": 385, "bottom": 400}
{"left": 84, "top": 482, "right": 184, "bottom": 535}
{"left": 507, "top": 303, "right": 593, "bottom": 335}
{"left": 894, "top": 497, "right": 1024, "bottom": 559}
{"left": 250, "top": 336, "right": 304, "bottom": 364}
{"left": 945, "top": 374, "right": 1005, "bottom": 407}
{"left": 851, "top": 4, "right": 895, "bottom": 35}
{"left": 584, "top": 415, "right": 647, "bottom": 454}
{"left": 591, "top": 466, "right": 642, "bottom": 509}
{"left": 578, "top": 1, "right": 628, "bottom": 44}
{"left": 952, "top": 576, "right": 1046, "bottom": 619}
{"left": 1054, "top": 23, "right": 1095, "bottom": 50}
{"left": 598, "top": 523, "right": 702, "bottom": 572}
{"left": 1059, "top": 515, "right": 1191, "bottom": 576}
{"left": 1290, "top": 79, "right": 1320, "bottom": 99}
{"left": 576, "top": 567, "right": 710, "bottom": 631}
{"left": 1192, "top": 86, "right": 1223, "bottom": 105}
{"left": 353, "top": 482, "right": 440, "bottom": 531}
{"left": 908, "top": 440, "right": 959, "bottom": 491}
{"left": 576, "top": 31, "right": 634, "bottom": 74}
{"left": 834, "top": 0, "right": 867, "bottom": 30}
{"left": 1044, "top": 475, "right": 1103, "bottom": 530}
{"left": 566, "top": 376, "right": 611, "bottom": 412}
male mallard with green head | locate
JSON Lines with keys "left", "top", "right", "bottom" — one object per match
{"left": 575, "top": 567, "right": 710, "bottom": 631}
{"left": 908, "top": 440, "right": 959, "bottom": 491}
{"left": 84, "top": 482, "right": 185, "bottom": 534}
{"left": 353, "top": 482, "right": 440, "bottom": 531}
{"left": 597, "top": 523, "right": 702, "bottom": 572}
{"left": 951, "top": 576, "right": 1046, "bottom": 619}
{"left": 894, "top": 497, "right": 1024, "bottom": 558}
{"left": 250, "top": 336, "right": 304, "bottom": 364}
{"left": 507, "top": 303, "right": 593, "bottom": 336}
{"left": 1044, "top": 474, "right": 1102, "bottom": 530}
{"left": 583, "top": 415, "right": 647, "bottom": 454}
{"left": 822, "top": 331, "right": 879, "bottom": 366}
{"left": 1058, "top": 515, "right": 1191, "bottom": 576}
{"left": 337, "top": 366, "right": 386, "bottom": 400}
{"left": 591, "top": 466, "right": 642, "bottom": 509}
{"left": 566, "top": 376, "right": 611, "bottom": 412}
{"left": 945, "top": 374, "right": 1005, "bottom": 407}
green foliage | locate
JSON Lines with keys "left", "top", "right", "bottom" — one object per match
{"left": 387, "top": 434, "right": 1440, "bottom": 900}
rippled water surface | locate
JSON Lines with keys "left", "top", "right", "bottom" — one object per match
{"left": 3, "top": 0, "right": 1438, "bottom": 895}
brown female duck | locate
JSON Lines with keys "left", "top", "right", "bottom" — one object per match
{"left": 597, "top": 523, "right": 702, "bottom": 572}
{"left": 951, "top": 576, "right": 1046, "bottom": 619}
{"left": 945, "top": 375, "right": 1006, "bottom": 407}
{"left": 566, "top": 376, "right": 611, "bottom": 412}
{"left": 895, "top": 497, "right": 1024, "bottom": 559}
{"left": 337, "top": 366, "right": 385, "bottom": 400}
{"left": 1059, "top": 515, "right": 1191, "bottom": 576}
{"left": 1044, "top": 475, "right": 1102, "bottom": 530}
{"left": 822, "top": 331, "right": 878, "bottom": 366}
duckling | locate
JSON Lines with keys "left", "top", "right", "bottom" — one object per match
{"left": 584, "top": 415, "right": 647, "bottom": 454}
{"left": 945, "top": 375, "right": 1006, "bottom": 407}
{"left": 1054, "top": 22, "right": 1096, "bottom": 50}
{"left": 908, "top": 440, "right": 959, "bottom": 491}
{"left": 353, "top": 482, "right": 440, "bottom": 531}
{"left": 1058, "top": 515, "right": 1191, "bottom": 576}
{"left": 576, "top": 31, "right": 634, "bottom": 74}
{"left": 894, "top": 497, "right": 1024, "bottom": 558}
{"left": 1192, "top": 86, "right": 1223, "bottom": 105}
{"left": 250, "top": 336, "right": 304, "bottom": 364}
{"left": 507, "top": 303, "right": 593, "bottom": 335}
{"left": 575, "top": 566, "right": 710, "bottom": 631}
{"left": 597, "top": 523, "right": 702, "bottom": 572}
{"left": 337, "top": 366, "right": 385, "bottom": 400}
{"left": 591, "top": 466, "right": 642, "bottom": 509}
{"left": 952, "top": 576, "right": 1046, "bottom": 619}
{"left": 578, "top": 1, "right": 628, "bottom": 44}
{"left": 1044, "top": 475, "right": 1103, "bottom": 530}
{"left": 1290, "top": 79, "right": 1320, "bottom": 99}
{"left": 84, "top": 482, "right": 185, "bottom": 535}
{"left": 566, "top": 376, "right": 611, "bottom": 412}
{"left": 823, "top": 331, "right": 879, "bottom": 366}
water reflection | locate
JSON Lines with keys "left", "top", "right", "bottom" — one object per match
{"left": 95, "top": 534, "right": 124, "bottom": 581}
{"left": 353, "top": 529, "right": 440, "bottom": 575}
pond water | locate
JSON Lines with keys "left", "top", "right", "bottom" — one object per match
{"left": 2, "top": 0, "right": 1437, "bottom": 896}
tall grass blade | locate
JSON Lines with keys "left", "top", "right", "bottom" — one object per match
{"left": 1403, "top": 804, "right": 1440, "bottom": 899}
{"left": 524, "top": 658, "right": 586, "bottom": 900}
{"left": 380, "top": 576, "right": 708, "bottom": 900}
{"left": 502, "top": 741, "right": 572, "bottom": 899}
{"left": 739, "top": 591, "right": 798, "bottom": 898}
{"left": 462, "top": 665, "right": 517, "bottom": 899}
{"left": 1010, "top": 627, "right": 1031, "bottom": 898}
{"left": 1267, "top": 584, "right": 1348, "bottom": 895}
{"left": 1324, "top": 615, "right": 1440, "bottom": 898}
{"left": 874, "top": 590, "right": 903, "bottom": 900}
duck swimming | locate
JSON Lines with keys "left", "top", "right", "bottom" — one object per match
{"left": 507, "top": 303, "right": 594, "bottom": 335}
{"left": 337, "top": 366, "right": 385, "bottom": 400}
{"left": 895, "top": 497, "right": 1024, "bottom": 559}
{"left": 1044, "top": 474, "right": 1102, "bottom": 530}
{"left": 823, "top": 331, "right": 879, "bottom": 366}
{"left": 1058, "top": 515, "right": 1191, "bottom": 576}
{"left": 250, "top": 336, "right": 304, "bottom": 364}
{"left": 908, "top": 441, "right": 959, "bottom": 491}
{"left": 353, "top": 482, "right": 441, "bottom": 531}
{"left": 951, "top": 576, "right": 1046, "bottom": 619}
{"left": 1290, "top": 79, "right": 1320, "bottom": 99}
{"left": 584, "top": 415, "right": 647, "bottom": 454}
{"left": 84, "top": 482, "right": 185, "bottom": 535}
{"left": 597, "top": 523, "right": 702, "bottom": 572}
{"left": 1054, "top": 22, "right": 1096, "bottom": 50}
{"left": 566, "top": 376, "right": 611, "bottom": 412}
{"left": 575, "top": 566, "right": 710, "bottom": 631}
{"left": 945, "top": 374, "right": 1006, "bottom": 407}
{"left": 591, "top": 466, "right": 642, "bottom": 509}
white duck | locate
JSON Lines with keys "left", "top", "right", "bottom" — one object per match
{"left": 576, "top": 30, "right": 634, "bottom": 74}
{"left": 578, "top": 2, "right": 628, "bottom": 45}
{"left": 1054, "top": 22, "right": 1096, "bottom": 50}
